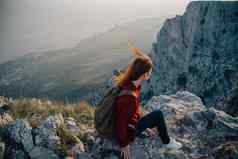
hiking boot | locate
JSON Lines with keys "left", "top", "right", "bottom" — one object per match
{"left": 164, "top": 137, "right": 182, "bottom": 150}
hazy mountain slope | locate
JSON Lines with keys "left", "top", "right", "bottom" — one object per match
{"left": 142, "top": 1, "right": 238, "bottom": 114}
{"left": 0, "top": 17, "right": 165, "bottom": 101}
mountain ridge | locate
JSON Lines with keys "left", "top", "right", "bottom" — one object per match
{"left": 0, "top": 17, "right": 166, "bottom": 102}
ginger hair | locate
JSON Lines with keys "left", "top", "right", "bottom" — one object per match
{"left": 113, "top": 47, "right": 154, "bottom": 88}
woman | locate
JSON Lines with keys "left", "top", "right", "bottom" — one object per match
{"left": 112, "top": 47, "right": 182, "bottom": 159}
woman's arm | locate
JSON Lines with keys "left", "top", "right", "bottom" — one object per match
{"left": 116, "top": 95, "right": 137, "bottom": 148}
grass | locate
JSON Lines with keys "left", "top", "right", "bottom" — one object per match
{"left": 56, "top": 124, "right": 84, "bottom": 156}
{"left": 2, "top": 96, "right": 95, "bottom": 156}
{"left": 6, "top": 97, "right": 95, "bottom": 128}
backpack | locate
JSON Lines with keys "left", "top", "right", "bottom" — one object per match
{"left": 94, "top": 86, "right": 137, "bottom": 139}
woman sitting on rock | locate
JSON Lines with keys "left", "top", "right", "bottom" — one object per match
{"left": 112, "top": 46, "right": 182, "bottom": 159}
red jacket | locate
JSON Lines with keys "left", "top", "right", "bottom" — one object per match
{"left": 115, "top": 80, "right": 142, "bottom": 148}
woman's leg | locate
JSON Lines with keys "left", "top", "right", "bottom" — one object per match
{"left": 135, "top": 109, "right": 170, "bottom": 144}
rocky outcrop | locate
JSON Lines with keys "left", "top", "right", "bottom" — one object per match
{"left": 216, "top": 84, "right": 238, "bottom": 116}
{"left": 33, "top": 114, "right": 64, "bottom": 150}
{"left": 0, "top": 91, "right": 238, "bottom": 158}
{"left": 2, "top": 118, "right": 60, "bottom": 159}
{"left": 0, "top": 114, "right": 87, "bottom": 159}
{"left": 142, "top": 1, "right": 238, "bottom": 115}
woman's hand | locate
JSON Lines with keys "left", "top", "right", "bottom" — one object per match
{"left": 145, "top": 127, "right": 158, "bottom": 137}
{"left": 120, "top": 144, "right": 132, "bottom": 159}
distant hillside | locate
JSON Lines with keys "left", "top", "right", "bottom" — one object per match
{"left": 0, "top": 17, "right": 165, "bottom": 102}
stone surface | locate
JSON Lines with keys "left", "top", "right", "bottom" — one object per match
{"left": 65, "top": 117, "right": 81, "bottom": 135}
{"left": 4, "top": 119, "right": 34, "bottom": 153}
{"left": 0, "top": 113, "right": 13, "bottom": 128}
{"left": 0, "top": 91, "right": 237, "bottom": 159}
{"left": 142, "top": 1, "right": 238, "bottom": 116}
{"left": 0, "top": 142, "right": 5, "bottom": 159}
{"left": 29, "top": 146, "right": 59, "bottom": 159}
{"left": 34, "top": 114, "right": 64, "bottom": 150}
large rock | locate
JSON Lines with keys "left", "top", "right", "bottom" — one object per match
{"left": 142, "top": 1, "right": 238, "bottom": 115}
{"left": 65, "top": 117, "right": 81, "bottom": 135}
{"left": 29, "top": 146, "right": 59, "bottom": 159}
{"left": 4, "top": 119, "right": 34, "bottom": 153}
{"left": 0, "top": 142, "right": 5, "bottom": 159}
{"left": 1, "top": 115, "right": 63, "bottom": 159}
{"left": 216, "top": 85, "right": 238, "bottom": 116}
{"left": 213, "top": 141, "right": 238, "bottom": 159}
{"left": 34, "top": 114, "right": 64, "bottom": 150}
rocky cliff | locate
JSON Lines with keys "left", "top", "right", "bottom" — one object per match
{"left": 142, "top": 1, "right": 238, "bottom": 116}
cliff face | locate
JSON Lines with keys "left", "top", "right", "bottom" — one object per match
{"left": 143, "top": 1, "right": 238, "bottom": 113}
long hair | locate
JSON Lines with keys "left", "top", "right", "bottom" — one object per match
{"left": 113, "top": 47, "right": 154, "bottom": 88}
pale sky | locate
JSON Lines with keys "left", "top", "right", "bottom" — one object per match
{"left": 0, "top": 0, "right": 190, "bottom": 63}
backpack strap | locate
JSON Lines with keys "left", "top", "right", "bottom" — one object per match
{"left": 117, "top": 90, "right": 137, "bottom": 98}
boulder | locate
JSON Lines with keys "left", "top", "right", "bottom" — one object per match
{"left": 34, "top": 114, "right": 64, "bottom": 150}
{"left": 0, "top": 142, "right": 5, "bottom": 159}
{"left": 4, "top": 119, "right": 34, "bottom": 153}
{"left": 29, "top": 146, "right": 59, "bottom": 159}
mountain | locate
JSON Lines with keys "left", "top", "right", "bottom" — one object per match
{"left": 0, "top": 2, "right": 238, "bottom": 159}
{"left": 142, "top": 1, "right": 238, "bottom": 116}
{"left": 0, "top": 17, "right": 165, "bottom": 102}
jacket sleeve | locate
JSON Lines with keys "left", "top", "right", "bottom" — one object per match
{"left": 115, "top": 95, "right": 137, "bottom": 148}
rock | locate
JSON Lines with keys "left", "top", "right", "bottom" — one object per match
{"left": 0, "top": 104, "right": 10, "bottom": 115}
{"left": 204, "top": 107, "right": 238, "bottom": 134}
{"left": 216, "top": 85, "right": 238, "bottom": 116}
{"left": 0, "top": 98, "right": 13, "bottom": 129}
{"left": 145, "top": 91, "right": 206, "bottom": 125}
{"left": 67, "top": 143, "right": 85, "bottom": 157}
{"left": 143, "top": 1, "right": 238, "bottom": 114}
{"left": 0, "top": 97, "right": 11, "bottom": 107}
{"left": 65, "top": 157, "right": 74, "bottom": 159}
{"left": 213, "top": 141, "right": 238, "bottom": 159}
{"left": 34, "top": 114, "right": 64, "bottom": 150}
{"left": 0, "top": 142, "right": 5, "bottom": 159}
{"left": 75, "top": 152, "right": 92, "bottom": 159}
{"left": 11, "top": 150, "right": 27, "bottom": 159}
{"left": 4, "top": 119, "right": 34, "bottom": 153}
{"left": 29, "top": 146, "right": 59, "bottom": 159}
{"left": 0, "top": 113, "right": 13, "bottom": 128}
{"left": 65, "top": 117, "right": 81, "bottom": 135}
{"left": 1, "top": 114, "right": 66, "bottom": 158}
{"left": 0, "top": 113, "right": 89, "bottom": 158}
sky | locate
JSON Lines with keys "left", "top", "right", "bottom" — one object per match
{"left": 0, "top": 0, "right": 190, "bottom": 63}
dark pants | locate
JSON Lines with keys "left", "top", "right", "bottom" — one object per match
{"left": 135, "top": 109, "right": 170, "bottom": 144}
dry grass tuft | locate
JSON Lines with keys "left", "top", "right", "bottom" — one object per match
{"left": 7, "top": 98, "right": 95, "bottom": 128}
